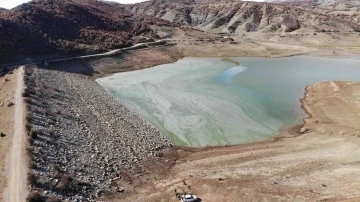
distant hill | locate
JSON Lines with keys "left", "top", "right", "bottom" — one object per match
{"left": 0, "top": 0, "right": 174, "bottom": 65}
{"left": 0, "top": 8, "right": 7, "bottom": 13}
{"left": 126, "top": 0, "right": 360, "bottom": 34}
{"left": 103, "top": 1, "right": 124, "bottom": 7}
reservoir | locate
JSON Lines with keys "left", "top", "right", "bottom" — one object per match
{"left": 97, "top": 56, "right": 360, "bottom": 147}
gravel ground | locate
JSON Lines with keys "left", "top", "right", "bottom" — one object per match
{"left": 24, "top": 66, "right": 172, "bottom": 201}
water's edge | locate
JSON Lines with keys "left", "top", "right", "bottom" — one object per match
{"left": 97, "top": 56, "right": 360, "bottom": 147}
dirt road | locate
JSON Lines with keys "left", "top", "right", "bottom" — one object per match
{"left": 0, "top": 69, "right": 17, "bottom": 201}
{"left": 5, "top": 66, "right": 27, "bottom": 202}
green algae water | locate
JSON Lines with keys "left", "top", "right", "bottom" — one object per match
{"left": 97, "top": 56, "right": 360, "bottom": 147}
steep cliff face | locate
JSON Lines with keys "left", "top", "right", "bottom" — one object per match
{"left": 127, "top": 0, "right": 360, "bottom": 33}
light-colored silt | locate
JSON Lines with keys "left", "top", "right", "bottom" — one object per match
{"left": 97, "top": 56, "right": 360, "bottom": 147}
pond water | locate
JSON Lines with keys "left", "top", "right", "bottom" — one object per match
{"left": 97, "top": 56, "right": 360, "bottom": 147}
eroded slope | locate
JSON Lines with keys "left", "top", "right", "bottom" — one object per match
{"left": 128, "top": 0, "right": 360, "bottom": 33}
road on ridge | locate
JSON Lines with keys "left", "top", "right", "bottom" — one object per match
{"left": 5, "top": 66, "right": 27, "bottom": 202}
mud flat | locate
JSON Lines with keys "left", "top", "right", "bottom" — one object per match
{"left": 119, "top": 81, "right": 360, "bottom": 201}
{"left": 23, "top": 66, "right": 173, "bottom": 201}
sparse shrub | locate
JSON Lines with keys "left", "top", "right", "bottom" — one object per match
{"left": 57, "top": 174, "right": 73, "bottom": 190}
{"left": 282, "top": 14, "right": 301, "bottom": 32}
{"left": 30, "top": 162, "right": 38, "bottom": 169}
{"left": 25, "top": 123, "right": 32, "bottom": 131}
{"left": 24, "top": 98, "right": 33, "bottom": 104}
{"left": 26, "top": 105, "right": 32, "bottom": 111}
{"left": 46, "top": 196, "right": 61, "bottom": 202}
{"left": 26, "top": 147, "right": 34, "bottom": 155}
{"left": 245, "top": 22, "right": 258, "bottom": 32}
{"left": 22, "top": 88, "right": 36, "bottom": 97}
{"left": 52, "top": 164, "right": 61, "bottom": 172}
{"left": 26, "top": 116, "right": 32, "bottom": 122}
{"left": 27, "top": 173, "right": 38, "bottom": 186}
{"left": 26, "top": 191, "right": 46, "bottom": 202}
{"left": 24, "top": 76, "right": 30, "bottom": 82}
{"left": 269, "top": 24, "right": 280, "bottom": 32}
{"left": 28, "top": 130, "right": 38, "bottom": 139}
{"left": 7, "top": 102, "right": 14, "bottom": 107}
{"left": 22, "top": 91, "right": 31, "bottom": 97}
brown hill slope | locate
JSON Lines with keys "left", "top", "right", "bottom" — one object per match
{"left": 0, "top": 0, "right": 174, "bottom": 66}
{"left": 127, "top": 0, "right": 360, "bottom": 34}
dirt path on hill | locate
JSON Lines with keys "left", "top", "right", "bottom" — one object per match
{"left": 5, "top": 66, "right": 27, "bottom": 202}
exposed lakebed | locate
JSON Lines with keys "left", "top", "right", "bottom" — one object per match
{"left": 97, "top": 56, "right": 360, "bottom": 147}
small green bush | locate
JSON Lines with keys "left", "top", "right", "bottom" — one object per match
{"left": 28, "top": 130, "right": 38, "bottom": 139}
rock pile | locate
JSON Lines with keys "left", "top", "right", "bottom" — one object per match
{"left": 24, "top": 66, "right": 173, "bottom": 201}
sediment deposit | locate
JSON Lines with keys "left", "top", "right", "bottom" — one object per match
{"left": 119, "top": 81, "right": 360, "bottom": 201}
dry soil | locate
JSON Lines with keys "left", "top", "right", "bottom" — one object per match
{"left": 112, "top": 81, "right": 360, "bottom": 202}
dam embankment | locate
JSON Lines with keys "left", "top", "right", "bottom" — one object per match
{"left": 23, "top": 66, "right": 173, "bottom": 201}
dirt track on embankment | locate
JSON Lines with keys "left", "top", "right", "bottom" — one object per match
{"left": 5, "top": 67, "right": 27, "bottom": 202}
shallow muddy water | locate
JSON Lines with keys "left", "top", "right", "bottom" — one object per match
{"left": 97, "top": 56, "right": 360, "bottom": 147}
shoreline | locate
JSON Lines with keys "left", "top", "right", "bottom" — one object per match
{"left": 95, "top": 55, "right": 350, "bottom": 150}
{"left": 119, "top": 80, "right": 360, "bottom": 201}
{"left": 299, "top": 85, "right": 313, "bottom": 130}
{"left": 172, "top": 82, "right": 312, "bottom": 152}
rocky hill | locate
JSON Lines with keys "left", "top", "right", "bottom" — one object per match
{"left": 0, "top": 8, "right": 7, "bottom": 13}
{"left": 1, "top": 0, "right": 359, "bottom": 67}
{"left": 0, "top": 0, "right": 174, "bottom": 66}
{"left": 126, "top": 0, "right": 360, "bottom": 34}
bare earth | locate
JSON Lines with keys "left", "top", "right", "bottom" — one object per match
{"left": 116, "top": 81, "right": 360, "bottom": 202}
{"left": 0, "top": 69, "right": 17, "bottom": 201}
{"left": 2, "top": 29, "right": 360, "bottom": 201}
{"left": 4, "top": 67, "right": 27, "bottom": 202}
{"left": 170, "top": 28, "right": 360, "bottom": 58}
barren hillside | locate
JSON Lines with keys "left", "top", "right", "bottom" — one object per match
{"left": 0, "top": 0, "right": 174, "bottom": 66}
{"left": 127, "top": 0, "right": 360, "bottom": 33}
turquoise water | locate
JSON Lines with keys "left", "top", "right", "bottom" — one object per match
{"left": 96, "top": 56, "right": 360, "bottom": 147}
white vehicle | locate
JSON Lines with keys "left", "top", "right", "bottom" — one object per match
{"left": 181, "top": 194, "right": 198, "bottom": 202}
